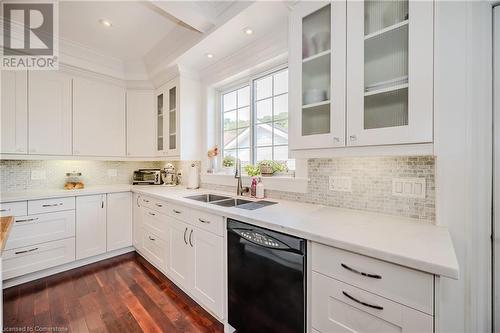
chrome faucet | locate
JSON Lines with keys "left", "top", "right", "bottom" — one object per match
{"left": 235, "top": 158, "right": 244, "bottom": 196}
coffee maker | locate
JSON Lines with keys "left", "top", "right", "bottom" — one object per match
{"left": 162, "top": 163, "right": 178, "bottom": 186}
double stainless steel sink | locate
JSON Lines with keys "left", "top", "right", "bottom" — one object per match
{"left": 184, "top": 194, "right": 276, "bottom": 210}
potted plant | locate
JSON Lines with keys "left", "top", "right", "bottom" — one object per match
{"left": 222, "top": 156, "right": 236, "bottom": 175}
{"left": 244, "top": 164, "right": 261, "bottom": 177}
{"left": 257, "top": 160, "right": 286, "bottom": 176}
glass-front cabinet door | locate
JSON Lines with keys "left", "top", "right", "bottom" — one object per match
{"left": 166, "top": 78, "right": 180, "bottom": 156}
{"left": 289, "top": 1, "right": 346, "bottom": 150}
{"left": 156, "top": 90, "right": 165, "bottom": 155}
{"left": 346, "top": 0, "right": 433, "bottom": 146}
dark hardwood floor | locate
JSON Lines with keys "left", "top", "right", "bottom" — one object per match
{"left": 3, "top": 252, "right": 224, "bottom": 333}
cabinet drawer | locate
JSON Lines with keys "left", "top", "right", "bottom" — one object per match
{"left": 142, "top": 207, "right": 168, "bottom": 239}
{"left": 0, "top": 201, "right": 27, "bottom": 217}
{"left": 28, "top": 197, "right": 75, "bottom": 214}
{"left": 312, "top": 243, "right": 434, "bottom": 314}
{"left": 311, "top": 272, "right": 433, "bottom": 333}
{"left": 5, "top": 211, "right": 75, "bottom": 250}
{"left": 142, "top": 228, "right": 166, "bottom": 270}
{"left": 189, "top": 209, "right": 223, "bottom": 236}
{"left": 139, "top": 195, "right": 169, "bottom": 215}
{"left": 167, "top": 202, "right": 189, "bottom": 222}
{"left": 3, "top": 237, "right": 76, "bottom": 280}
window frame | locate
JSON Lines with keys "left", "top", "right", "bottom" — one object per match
{"left": 218, "top": 64, "right": 291, "bottom": 170}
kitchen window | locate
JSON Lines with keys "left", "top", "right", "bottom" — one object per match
{"left": 221, "top": 67, "right": 295, "bottom": 171}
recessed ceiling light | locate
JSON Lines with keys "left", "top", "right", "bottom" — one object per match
{"left": 99, "top": 19, "right": 113, "bottom": 28}
{"left": 206, "top": 53, "right": 214, "bottom": 59}
{"left": 243, "top": 27, "right": 254, "bottom": 35}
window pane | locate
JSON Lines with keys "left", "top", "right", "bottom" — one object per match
{"left": 223, "top": 91, "right": 237, "bottom": 111}
{"left": 237, "top": 86, "right": 250, "bottom": 107}
{"left": 273, "top": 70, "right": 288, "bottom": 95}
{"left": 256, "top": 98, "right": 272, "bottom": 123}
{"left": 224, "top": 149, "right": 237, "bottom": 159}
{"left": 256, "top": 123, "right": 273, "bottom": 147}
{"left": 223, "top": 110, "right": 237, "bottom": 130}
{"left": 273, "top": 121, "right": 288, "bottom": 145}
{"left": 255, "top": 76, "right": 272, "bottom": 100}
{"left": 274, "top": 94, "right": 288, "bottom": 121}
{"left": 238, "top": 148, "right": 250, "bottom": 165}
{"left": 223, "top": 130, "right": 237, "bottom": 149}
{"left": 238, "top": 107, "right": 250, "bottom": 128}
{"left": 273, "top": 146, "right": 288, "bottom": 162}
{"left": 237, "top": 128, "right": 250, "bottom": 148}
{"left": 256, "top": 147, "right": 273, "bottom": 162}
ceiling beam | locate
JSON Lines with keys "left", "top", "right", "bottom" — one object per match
{"left": 149, "top": 1, "right": 216, "bottom": 33}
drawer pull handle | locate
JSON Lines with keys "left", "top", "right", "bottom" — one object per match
{"left": 189, "top": 229, "right": 193, "bottom": 247}
{"left": 342, "top": 291, "right": 383, "bottom": 310}
{"left": 143, "top": 199, "right": 150, "bottom": 203}
{"left": 137, "top": 196, "right": 140, "bottom": 207}
{"left": 42, "top": 203, "right": 63, "bottom": 207}
{"left": 16, "top": 218, "right": 39, "bottom": 223}
{"left": 0, "top": 208, "right": 11, "bottom": 212}
{"left": 198, "top": 218, "right": 210, "bottom": 224}
{"left": 183, "top": 227, "right": 188, "bottom": 245}
{"left": 148, "top": 212, "right": 156, "bottom": 216}
{"left": 148, "top": 236, "right": 156, "bottom": 241}
{"left": 173, "top": 209, "right": 181, "bottom": 214}
{"left": 341, "top": 263, "right": 382, "bottom": 279}
{"left": 15, "top": 247, "right": 39, "bottom": 255}
{"left": 155, "top": 203, "right": 163, "bottom": 207}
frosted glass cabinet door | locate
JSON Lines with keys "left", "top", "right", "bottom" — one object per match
{"left": 346, "top": 0, "right": 433, "bottom": 146}
{"left": 166, "top": 78, "right": 180, "bottom": 157}
{"left": 289, "top": 1, "right": 346, "bottom": 150}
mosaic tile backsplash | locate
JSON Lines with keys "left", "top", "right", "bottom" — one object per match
{"left": 0, "top": 160, "right": 165, "bottom": 192}
{"left": 203, "top": 156, "right": 436, "bottom": 222}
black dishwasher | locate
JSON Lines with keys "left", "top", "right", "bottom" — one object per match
{"left": 227, "top": 219, "right": 306, "bottom": 333}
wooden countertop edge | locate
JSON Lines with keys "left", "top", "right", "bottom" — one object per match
{"left": 0, "top": 216, "right": 14, "bottom": 254}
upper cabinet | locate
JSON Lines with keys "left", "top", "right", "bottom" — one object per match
{"left": 29, "top": 71, "right": 73, "bottom": 155}
{"left": 346, "top": 0, "right": 433, "bottom": 146}
{"left": 289, "top": 1, "right": 346, "bottom": 150}
{"left": 1, "top": 71, "right": 28, "bottom": 154}
{"left": 156, "top": 74, "right": 201, "bottom": 160}
{"left": 126, "top": 90, "right": 156, "bottom": 157}
{"left": 73, "top": 77, "right": 126, "bottom": 157}
{"left": 289, "top": 0, "right": 434, "bottom": 154}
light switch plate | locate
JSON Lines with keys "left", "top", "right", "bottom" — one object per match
{"left": 392, "top": 178, "right": 426, "bottom": 199}
{"left": 31, "top": 169, "right": 46, "bottom": 180}
{"left": 107, "top": 169, "right": 117, "bottom": 177}
{"left": 329, "top": 176, "right": 352, "bottom": 192}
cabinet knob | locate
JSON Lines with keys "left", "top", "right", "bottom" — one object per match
{"left": 349, "top": 135, "right": 357, "bottom": 142}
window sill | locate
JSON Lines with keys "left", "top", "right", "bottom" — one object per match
{"left": 200, "top": 173, "right": 309, "bottom": 193}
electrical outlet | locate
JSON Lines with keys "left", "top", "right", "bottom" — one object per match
{"left": 31, "top": 169, "right": 46, "bottom": 180}
{"left": 107, "top": 169, "right": 117, "bottom": 177}
{"left": 329, "top": 176, "right": 352, "bottom": 192}
{"left": 392, "top": 178, "right": 426, "bottom": 199}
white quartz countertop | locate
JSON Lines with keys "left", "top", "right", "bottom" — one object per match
{"left": 0, "top": 185, "right": 132, "bottom": 202}
{"left": 0, "top": 184, "right": 459, "bottom": 279}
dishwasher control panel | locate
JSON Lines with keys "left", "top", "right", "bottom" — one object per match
{"left": 238, "top": 230, "right": 283, "bottom": 248}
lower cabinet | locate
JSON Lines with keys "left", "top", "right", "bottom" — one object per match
{"left": 76, "top": 194, "right": 107, "bottom": 260}
{"left": 106, "top": 192, "right": 132, "bottom": 251}
{"left": 168, "top": 218, "right": 191, "bottom": 288}
{"left": 133, "top": 193, "right": 143, "bottom": 251}
{"left": 3, "top": 238, "right": 75, "bottom": 280}
{"left": 142, "top": 228, "right": 166, "bottom": 270}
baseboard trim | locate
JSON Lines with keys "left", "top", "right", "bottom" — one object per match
{"left": 3, "top": 247, "right": 135, "bottom": 289}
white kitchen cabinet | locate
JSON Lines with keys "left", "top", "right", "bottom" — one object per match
{"left": 155, "top": 74, "right": 201, "bottom": 159}
{"left": 142, "top": 228, "right": 166, "bottom": 270}
{"left": 346, "top": 0, "right": 433, "bottom": 146}
{"left": 289, "top": 1, "right": 346, "bottom": 150}
{"left": 106, "top": 192, "right": 132, "bottom": 252}
{"left": 168, "top": 217, "right": 191, "bottom": 289}
{"left": 190, "top": 225, "right": 224, "bottom": 318}
{"left": 126, "top": 90, "right": 156, "bottom": 157}
{"left": 73, "top": 77, "right": 126, "bottom": 156}
{"left": 1, "top": 71, "right": 28, "bottom": 154}
{"left": 76, "top": 194, "right": 107, "bottom": 260}
{"left": 133, "top": 193, "right": 143, "bottom": 251}
{"left": 28, "top": 71, "right": 72, "bottom": 155}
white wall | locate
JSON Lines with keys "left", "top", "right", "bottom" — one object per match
{"left": 434, "top": 1, "right": 493, "bottom": 332}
